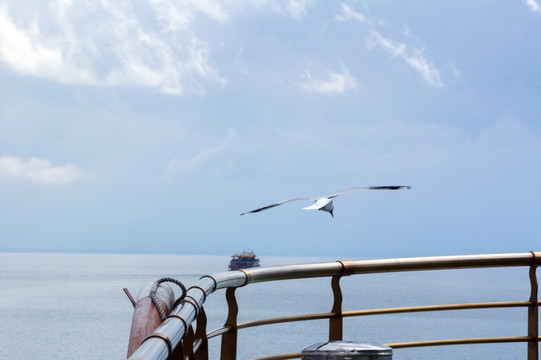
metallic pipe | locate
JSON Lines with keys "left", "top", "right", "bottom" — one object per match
{"left": 243, "top": 253, "right": 539, "bottom": 284}
{"left": 388, "top": 336, "right": 533, "bottom": 349}
{"left": 342, "top": 301, "right": 538, "bottom": 317}
{"left": 238, "top": 313, "right": 335, "bottom": 329}
{"left": 232, "top": 301, "right": 538, "bottom": 330}
{"left": 252, "top": 353, "right": 302, "bottom": 360}
{"left": 213, "top": 270, "right": 249, "bottom": 289}
{"left": 206, "top": 326, "right": 232, "bottom": 340}
{"left": 129, "top": 277, "right": 214, "bottom": 360}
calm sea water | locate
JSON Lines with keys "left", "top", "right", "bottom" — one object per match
{"left": 0, "top": 252, "right": 536, "bottom": 360}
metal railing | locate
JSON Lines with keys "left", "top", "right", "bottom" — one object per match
{"left": 128, "top": 251, "right": 540, "bottom": 360}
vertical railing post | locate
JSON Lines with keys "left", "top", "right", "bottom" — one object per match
{"left": 528, "top": 260, "right": 538, "bottom": 360}
{"left": 171, "top": 342, "right": 184, "bottom": 360}
{"left": 194, "top": 307, "right": 209, "bottom": 360}
{"left": 182, "top": 326, "right": 196, "bottom": 360}
{"left": 329, "top": 260, "right": 355, "bottom": 341}
{"left": 329, "top": 275, "right": 343, "bottom": 341}
{"left": 221, "top": 287, "right": 238, "bottom": 360}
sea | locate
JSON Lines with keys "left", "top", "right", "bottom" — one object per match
{"left": 0, "top": 252, "right": 536, "bottom": 360}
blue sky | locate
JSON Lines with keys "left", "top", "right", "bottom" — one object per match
{"left": 0, "top": 0, "right": 539, "bottom": 258}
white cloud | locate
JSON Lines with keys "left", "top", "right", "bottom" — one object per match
{"left": 335, "top": 3, "right": 366, "bottom": 23}
{"left": 525, "top": 0, "right": 541, "bottom": 13}
{"left": 271, "top": 0, "right": 312, "bottom": 20}
{"left": 367, "top": 29, "right": 406, "bottom": 57}
{"left": 404, "top": 49, "right": 445, "bottom": 88}
{"left": 0, "top": 156, "right": 92, "bottom": 185}
{"left": 0, "top": 1, "right": 226, "bottom": 95}
{"left": 235, "top": 47, "right": 249, "bottom": 76}
{"left": 449, "top": 62, "right": 463, "bottom": 80}
{"left": 151, "top": 0, "right": 229, "bottom": 27}
{"left": 164, "top": 129, "right": 239, "bottom": 178}
{"left": 367, "top": 29, "right": 445, "bottom": 88}
{"left": 0, "top": 6, "right": 94, "bottom": 84}
{"left": 299, "top": 64, "right": 359, "bottom": 94}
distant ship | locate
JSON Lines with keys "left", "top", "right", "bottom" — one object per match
{"left": 229, "top": 250, "right": 260, "bottom": 271}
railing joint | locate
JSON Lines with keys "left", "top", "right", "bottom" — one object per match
{"left": 238, "top": 269, "right": 250, "bottom": 286}
{"left": 199, "top": 275, "right": 217, "bottom": 293}
{"left": 188, "top": 285, "right": 208, "bottom": 302}
{"left": 337, "top": 260, "right": 356, "bottom": 276}
{"left": 142, "top": 333, "right": 173, "bottom": 360}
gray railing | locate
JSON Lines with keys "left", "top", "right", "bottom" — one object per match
{"left": 128, "top": 251, "right": 540, "bottom": 360}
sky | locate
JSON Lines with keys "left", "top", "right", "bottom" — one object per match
{"left": 0, "top": 0, "right": 540, "bottom": 259}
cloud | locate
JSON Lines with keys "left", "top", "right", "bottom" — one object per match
{"left": 367, "top": 29, "right": 445, "bottom": 88}
{"left": 0, "top": 156, "right": 92, "bottom": 185}
{"left": 0, "top": 6, "right": 94, "bottom": 84}
{"left": 335, "top": 3, "right": 366, "bottom": 23}
{"left": 271, "top": 0, "right": 312, "bottom": 20}
{"left": 246, "top": 116, "right": 540, "bottom": 196}
{"left": 0, "top": 1, "right": 226, "bottom": 95}
{"left": 164, "top": 129, "right": 239, "bottom": 179}
{"left": 333, "top": 5, "right": 446, "bottom": 89}
{"left": 299, "top": 64, "right": 359, "bottom": 94}
{"left": 284, "top": 0, "right": 313, "bottom": 20}
{"left": 151, "top": 0, "right": 229, "bottom": 27}
{"left": 525, "top": 0, "right": 541, "bottom": 13}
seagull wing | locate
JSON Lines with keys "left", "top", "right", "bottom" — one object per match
{"left": 325, "top": 185, "right": 411, "bottom": 199}
{"left": 241, "top": 196, "right": 314, "bottom": 215}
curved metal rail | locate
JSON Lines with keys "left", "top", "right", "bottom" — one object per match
{"left": 128, "top": 251, "right": 540, "bottom": 360}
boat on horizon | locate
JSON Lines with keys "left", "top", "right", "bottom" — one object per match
{"left": 228, "top": 250, "right": 260, "bottom": 271}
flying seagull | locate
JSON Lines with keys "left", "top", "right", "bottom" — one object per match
{"left": 241, "top": 185, "right": 411, "bottom": 218}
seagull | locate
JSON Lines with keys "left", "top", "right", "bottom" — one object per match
{"left": 241, "top": 186, "right": 411, "bottom": 218}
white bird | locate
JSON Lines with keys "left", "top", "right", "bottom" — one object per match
{"left": 241, "top": 186, "right": 411, "bottom": 218}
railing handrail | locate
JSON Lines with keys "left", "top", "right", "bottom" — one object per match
{"left": 127, "top": 251, "right": 540, "bottom": 360}
{"left": 242, "top": 252, "right": 540, "bottom": 283}
{"left": 207, "top": 300, "right": 537, "bottom": 331}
